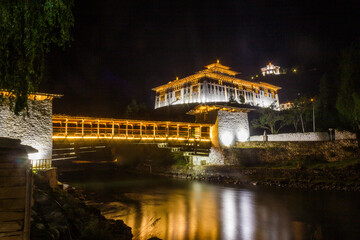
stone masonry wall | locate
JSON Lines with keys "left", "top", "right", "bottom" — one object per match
{"left": 233, "top": 140, "right": 360, "bottom": 164}
{"left": 0, "top": 99, "right": 53, "bottom": 160}
{"left": 334, "top": 130, "right": 357, "bottom": 140}
{"left": 217, "top": 111, "right": 249, "bottom": 147}
{"left": 191, "top": 146, "right": 225, "bottom": 165}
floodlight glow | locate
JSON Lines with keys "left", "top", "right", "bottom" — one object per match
{"left": 236, "top": 128, "right": 249, "bottom": 142}
{"left": 28, "top": 152, "right": 42, "bottom": 161}
{"left": 220, "top": 131, "right": 234, "bottom": 147}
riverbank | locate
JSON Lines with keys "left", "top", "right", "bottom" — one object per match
{"left": 138, "top": 157, "right": 360, "bottom": 191}
{"left": 31, "top": 173, "right": 133, "bottom": 240}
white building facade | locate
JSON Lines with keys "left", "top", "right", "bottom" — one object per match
{"left": 153, "top": 61, "right": 281, "bottom": 109}
{"left": 261, "top": 62, "right": 281, "bottom": 76}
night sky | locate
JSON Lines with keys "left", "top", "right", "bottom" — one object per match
{"left": 42, "top": 0, "right": 359, "bottom": 118}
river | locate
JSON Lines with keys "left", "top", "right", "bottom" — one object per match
{"left": 60, "top": 170, "right": 360, "bottom": 240}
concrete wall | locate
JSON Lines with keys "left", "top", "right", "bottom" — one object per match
{"left": 216, "top": 111, "right": 250, "bottom": 147}
{"left": 0, "top": 98, "right": 53, "bottom": 160}
{"left": 249, "top": 132, "right": 330, "bottom": 142}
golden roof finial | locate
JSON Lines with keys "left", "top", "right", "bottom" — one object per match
{"left": 217, "top": 59, "right": 220, "bottom": 63}
{"left": 176, "top": 76, "right": 179, "bottom": 80}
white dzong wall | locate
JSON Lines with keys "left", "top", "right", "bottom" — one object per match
{"left": 155, "top": 81, "right": 279, "bottom": 109}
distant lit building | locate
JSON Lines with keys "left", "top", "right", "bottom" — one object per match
{"left": 261, "top": 62, "right": 280, "bottom": 76}
{"left": 153, "top": 61, "right": 281, "bottom": 109}
{"left": 279, "top": 102, "right": 293, "bottom": 111}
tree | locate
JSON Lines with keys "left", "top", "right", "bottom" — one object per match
{"left": 251, "top": 103, "right": 287, "bottom": 134}
{"left": 291, "top": 95, "right": 312, "bottom": 133}
{"left": 124, "top": 99, "right": 148, "bottom": 119}
{"left": 0, "top": 0, "right": 74, "bottom": 114}
{"left": 316, "top": 73, "right": 339, "bottom": 130}
{"left": 229, "top": 94, "right": 236, "bottom": 103}
{"left": 284, "top": 108, "right": 300, "bottom": 132}
{"left": 239, "top": 95, "right": 245, "bottom": 104}
{"left": 336, "top": 43, "right": 360, "bottom": 132}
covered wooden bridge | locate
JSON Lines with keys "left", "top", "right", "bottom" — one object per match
{"left": 52, "top": 115, "right": 212, "bottom": 143}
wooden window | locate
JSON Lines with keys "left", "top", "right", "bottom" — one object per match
{"left": 175, "top": 91, "right": 181, "bottom": 99}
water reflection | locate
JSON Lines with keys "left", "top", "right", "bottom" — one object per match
{"left": 66, "top": 175, "right": 360, "bottom": 240}
{"left": 89, "top": 181, "right": 294, "bottom": 240}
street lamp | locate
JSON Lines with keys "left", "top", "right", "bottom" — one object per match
{"left": 311, "top": 98, "right": 315, "bottom": 132}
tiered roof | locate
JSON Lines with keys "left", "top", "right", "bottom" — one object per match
{"left": 153, "top": 61, "right": 281, "bottom": 92}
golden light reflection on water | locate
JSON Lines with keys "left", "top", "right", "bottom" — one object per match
{"left": 69, "top": 173, "right": 360, "bottom": 240}
{"left": 99, "top": 182, "right": 220, "bottom": 239}
{"left": 93, "top": 181, "right": 305, "bottom": 240}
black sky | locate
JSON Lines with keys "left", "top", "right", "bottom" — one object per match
{"left": 42, "top": 0, "right": 360, "bottom": 117}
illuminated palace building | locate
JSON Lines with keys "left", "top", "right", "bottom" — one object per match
{"left": 153, "top": 61, "right": 281, "bottom": 109}
{"left": 261, "top": 62, "right": 280, "bottom": 76}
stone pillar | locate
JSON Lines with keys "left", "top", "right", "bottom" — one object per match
{"left": 214, "top": 110, "right": 250, "bottom": 147}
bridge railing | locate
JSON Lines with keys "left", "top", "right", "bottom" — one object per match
{"left": 53, "top": 115, "right": 212, "bottom": 142}
{"left": 31, "top": 159, "right": 52, "bottom": 170}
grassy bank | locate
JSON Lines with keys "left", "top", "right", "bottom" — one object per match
{"left": 145, "top": 156, "right": 360, "bottom": 191}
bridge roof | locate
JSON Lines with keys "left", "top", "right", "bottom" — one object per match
{"left": 53, "top": 114, "right": 213, "bottom": 126}
{"left": 152, "top": 62, "right": 281, "bottom": 92}
{"left": 0, "top": 90, "right": 63, "bottom": 101}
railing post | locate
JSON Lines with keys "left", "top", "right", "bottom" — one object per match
{"left": 177, "top": 124, "right": 179, "bottom": 138}
{"left": 82, "top": 119, "right": 84, "bottom": 137}
{"left": 153, "top": 123, "right": 156, "bottom": 138}
{"left": 97, "top": 120, "right": 100, "bottom": 137}
{"left": 126, "top": 121, "right": 128, "bottom": 137}
{"left": 140, "top": 123, "right": 142, "bottom": 137}
{"left": 65, "top": 119, "right": 68, "bottom": 137}
{"left": 112, "top": 121, "right": 114, "bottom": 137}
{"left": 166, "top": 124, "right": 169, "bottom": 138}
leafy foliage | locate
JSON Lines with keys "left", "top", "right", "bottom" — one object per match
{"left": 0, "top": 0, "right": 74, "bottom": 114}
{"left": 124, "top": 99, "right": 148, "bottom": 119}
{"left": 290, "top": 95, "right": 312, "bottom": 132}
{"left": 315, "top": 73, "right": 340, "bottom": 130}
{"left": 238, "top": 94, "right": 245, "bottom": 104}
{"left": 283, "top": 108, "right": 300, "bottom": 132}
{"left": 336, "top": 43, "right": 360, "bottom": 130}
{"left": 228, "top": 94, "right": 236, "bottom": 103}
{"left": 251, "top": 103, "right": 287, "bottom": 134}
